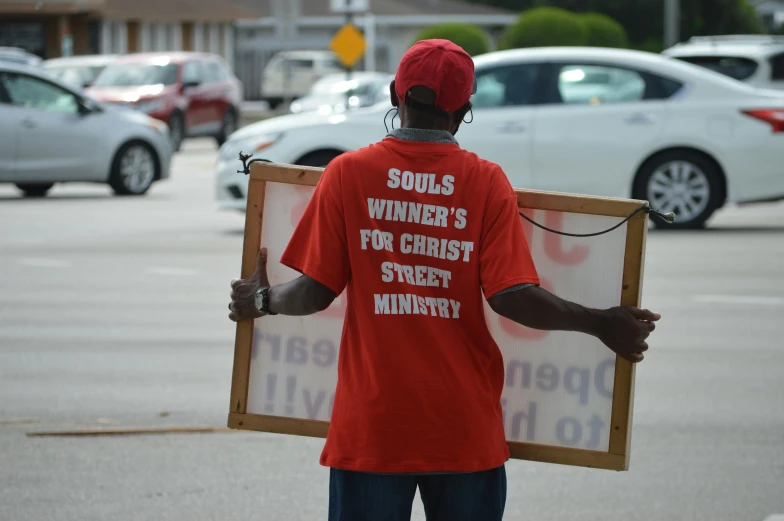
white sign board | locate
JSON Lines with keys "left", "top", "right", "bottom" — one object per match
{"left": 229, "top": 164, "right": 648, "bottom": 471}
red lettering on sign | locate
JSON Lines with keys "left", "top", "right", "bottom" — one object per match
{"left": 544, "top": 212, "right": 589, "bottom": 266}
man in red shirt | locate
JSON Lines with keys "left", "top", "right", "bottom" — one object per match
{"left": 229, "top": 40, "right": 660, "bottom": 521}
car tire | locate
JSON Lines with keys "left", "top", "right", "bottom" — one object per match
{"left": 215, "top": 108, "right": 237, "bottom": 147}
{"left": 15, "top": 183, "right": 54, "bottom": 198}
{"left": 266, "top": 98, "right": 283, "bottom": 110}
{"left": 168, "top": 111, "right": 184, "bottom": 152}
{"left": 633, "top": 151, "right": 724, "bottom": 230}
{"left": 109, "top": 141, "right": 158, "bottom": 196}
{"left": 296, "top": 151, "right": 343, "bottom": 168}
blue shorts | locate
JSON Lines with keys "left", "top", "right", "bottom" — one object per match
{"left": 328, "top": 465, "right": 507, "bottom": 521}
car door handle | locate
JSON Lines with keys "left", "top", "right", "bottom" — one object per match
{"left": 496, "top": 121, "right": 526, "bottom": 133}
{"left": 21, "top": 119, "right": 36, "bottom": 129}
{"left": 625, "top": 113, "right": 655, "bottom": 125}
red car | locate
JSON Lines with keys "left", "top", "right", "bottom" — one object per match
{"left": 86, "top": 52, "right": 243, "bottom": 151}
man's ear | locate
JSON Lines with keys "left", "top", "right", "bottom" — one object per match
{"left": 390, "top": 81, "right": 399, "bottom": 107}
{"left": 455, "top": 102, "right": 472, "bottom": 123}
{"left": 450, "top": 102, "right": 473, "bottom": 135}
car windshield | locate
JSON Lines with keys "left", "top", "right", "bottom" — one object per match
{"left": 675, "top": 56, "right": 759, "bottom": 81}
{"left": 46, "top": 66, "right": 104, "bottom": 87}
{"left": 92, "top": 63, "right": 178, "bottom": 87}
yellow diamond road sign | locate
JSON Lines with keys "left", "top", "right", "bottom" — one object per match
{"left": 330, "top": 23, "right": 366, "bottom": 68}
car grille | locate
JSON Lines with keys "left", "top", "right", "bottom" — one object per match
{"left": 227, "top": 185, "right": 244, "bottom": 200}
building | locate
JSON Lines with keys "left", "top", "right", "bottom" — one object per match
{"left": 0, "top": 0, "right": 260, "bottom": 66}
{"left": 233, "top": 0, "right": 517, "bottom": 99}
{"left": 753, "top": 0, "right": 784, "bottom": 30}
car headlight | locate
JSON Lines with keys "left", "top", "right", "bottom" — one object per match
{"left": 134, "top": 99, "right": 166, "bottom": 113}
{"left": 219, "top": 133, "right": 283, "bottom": 162}
{"left": 145, "top": 119, "right": 169, "bottom": 135}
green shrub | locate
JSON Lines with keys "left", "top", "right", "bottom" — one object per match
{"left": 580, "top": 12, "right": 629, "bottom": 48}
{"left": 413, "top": 23, "right": 490, "bottom": 57}
{"left": 500, "top": 7, "right": 588, "bottom": 50}
{"left": 635, "top": 38, "right": 665, "bottom": 54}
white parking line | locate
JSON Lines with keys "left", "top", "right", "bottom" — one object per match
{"left": 693, "top": 295, "right": 784, "bottom": 306}
{"left": 762, "top": 515, "right": 784, "bottom": 521}
{"left": 145, "top": 267, "right": 198, "bottom": 277}
{"left": 17, "top": 258, "right": 70, "bottom": 268}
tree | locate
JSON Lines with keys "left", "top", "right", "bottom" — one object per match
{"left": 500, "top": 7, "right": 587, "bottom": 50}
{"left": 580, "top": 12, "right": 629, "bottom": 48}
{"left": 413, "top": 23, "right": 491, "bottom": 57}
{"left": 463, "top": 0, "right": 764, "bottom": 47}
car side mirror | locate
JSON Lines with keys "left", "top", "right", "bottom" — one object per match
{"left": 78, "top": 99, "right": 102, "bottom": 115}
{"left": 182, "top": 80, "right": 200, "bottom": 91}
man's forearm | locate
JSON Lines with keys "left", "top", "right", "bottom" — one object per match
{"left": 488, "top": 285, "right": 604, "bottom": 336}
{"left": 268, "top": 275, "right": 337, "bottom": 316}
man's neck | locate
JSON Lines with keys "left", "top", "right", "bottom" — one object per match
{"left": 387, "top": 127, "right": 458, "bottom": 145}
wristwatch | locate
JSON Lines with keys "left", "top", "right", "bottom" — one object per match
{"left": 254, "top": 287, "right": 277, "bottom": 315}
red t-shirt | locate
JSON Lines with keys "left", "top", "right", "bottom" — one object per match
{"left": 281, "top": 136, "right": 540, "bottom": 473}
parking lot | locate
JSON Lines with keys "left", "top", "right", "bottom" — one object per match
{"left": 1, "top": 138, "right": 783, "bottom": 521}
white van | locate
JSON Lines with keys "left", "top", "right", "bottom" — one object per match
{"left": 261, "top": 50, "right": 344, "bottom": 109}
{"left": 663, "top": 35, "right": 784, "bottom": 90}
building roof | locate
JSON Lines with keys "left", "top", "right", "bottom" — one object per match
{"left": 235, "top": 0, "right": 513, "bottom": 17}
{"left": 100, "top": 0, "right": 263, "bottom": 21}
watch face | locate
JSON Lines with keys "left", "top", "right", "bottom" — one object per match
{"left": 254, "top": 288, "right": 265, "bottom": 313}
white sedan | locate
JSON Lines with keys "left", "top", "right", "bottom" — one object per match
{"left": 216, "top": 47, "right": 784, "bottom": 229}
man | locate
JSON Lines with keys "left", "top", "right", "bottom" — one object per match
{"left": 229, "top": 40, "right": 660, "bottom": 521}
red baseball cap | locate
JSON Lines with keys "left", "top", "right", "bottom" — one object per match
{"left": 395, "top": 39, "right": 476, "bottom": 115}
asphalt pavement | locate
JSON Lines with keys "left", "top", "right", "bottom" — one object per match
{"left": 1, "top": 138, "right": 783, "bottom": 521}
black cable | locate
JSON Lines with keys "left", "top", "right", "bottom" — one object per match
{"left": 237, "top": 152, "right": 272, "bottom": 175}
{"left": 237, "top": 152, "right": 676, "bottom": 234}
{"left": 519, "top": 204, "right": 675, "bottom": 238}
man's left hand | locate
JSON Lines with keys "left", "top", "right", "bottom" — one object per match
{"left": 228, "top": 248, "right": 270, "bottom": 322}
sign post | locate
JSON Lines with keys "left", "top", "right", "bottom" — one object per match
{"left": 330, "top": 0, "right": 369, "bottom": 111}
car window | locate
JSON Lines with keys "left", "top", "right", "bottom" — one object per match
{"left": 182, "top": 60, "right": 205, "bottom": 84}
{"left": 204, "top": 61, "right": 228, "bottom": 83}
{"left": 675, "top": 56, "right": 759, "bottom": 81}
{"left": 471, "top": 64, "right": 541, "bottom": 109}
{"left": 45, "top": 65, "right": 104, "bottom": 88}
{"left": 0, "top": 72, "right": 80, "bottom": 113}
{"left": 554, "top": 64, "right": 646, "bottom": 105}
{"left": 326, "top": 58, "right": 343, "bottom": 70}
{"left": 93, "top": 63, "right": 178, "bottom": 87}
{"left": 769, "top": 53, "right": 784, "bottom": 81}
{"left": 656, "top": 75, "right": 685, "bottom": 98}
{"left": 286, "top": 59, "right": 315, "bottom": 69}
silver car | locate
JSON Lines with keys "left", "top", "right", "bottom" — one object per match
{"left": 42, "top": 54, "right": 119, "bottom": 89}
{"left": 0, "top": 61, "right": 172, "bottom": 197}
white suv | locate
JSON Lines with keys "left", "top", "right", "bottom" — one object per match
{"left": 261, "top": 50, "right": 344, "bottom": 109}
{"left": 663, "top": 35, "right": 784, "bottom": 90}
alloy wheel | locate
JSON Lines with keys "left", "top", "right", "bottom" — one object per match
{"left": 647, "top": 160, "right": 711, "bottom": 223}
{"left": 120, "top": 145, "right": 155, "bottom": 193}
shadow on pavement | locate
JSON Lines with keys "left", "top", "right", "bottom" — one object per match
{"left": 650, "top": 226, "right": 784, "bottom": 234}
{"left": 0, "top": 193, "right": 174, "bottom": 202}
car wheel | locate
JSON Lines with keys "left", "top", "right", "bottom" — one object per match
{"left": 216, "top": 109, "right": 237, "bottom": 147}
{"left": 109, "top": 142, "right": 158, "bottom": 196}
{"left": 296, "top": 151, "right": 343, "bottom": 168}
{"left": 633, "top": 151, "right": 723, "bottom": 230}
{"left": 168, "top": 111, "right": 184, "bottom": 152}
{"left": 15, "top": 183, "right": 54, "bottom": 198}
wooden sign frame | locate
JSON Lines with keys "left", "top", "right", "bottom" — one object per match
{"left": 228, "top": 162, "right": 648, "bottom": 471}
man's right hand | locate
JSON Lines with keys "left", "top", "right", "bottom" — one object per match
{"left": 595, "top": 307, "right": 661, "bottom": 363}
